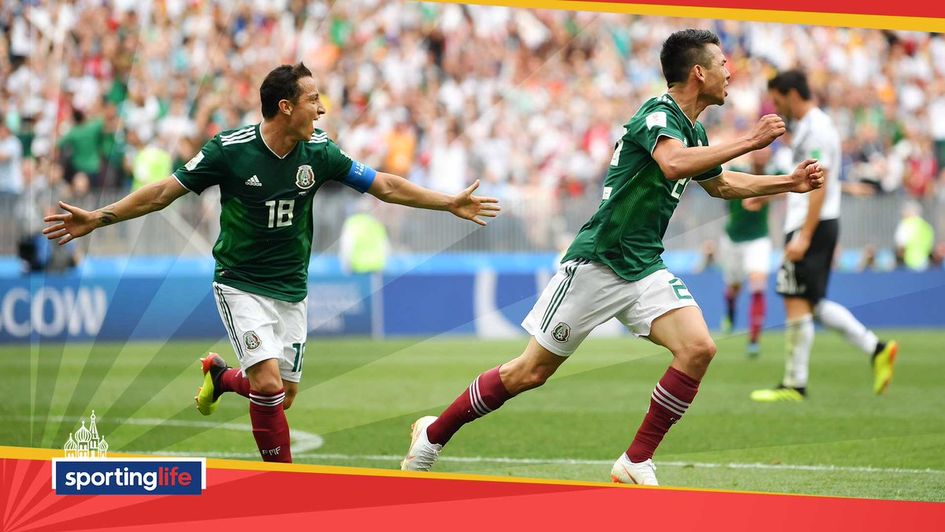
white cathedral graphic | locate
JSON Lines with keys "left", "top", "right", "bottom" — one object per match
{"left": 64, "top": 410, "right": 109, "bottom": 458}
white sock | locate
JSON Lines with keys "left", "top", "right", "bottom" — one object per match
{"left": 814, "top": 299, "right": 879, "bottom": 355}
{"left": 783, "top": 314, "right": 814, "bottom": 388}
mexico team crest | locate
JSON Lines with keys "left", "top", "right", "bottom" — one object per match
{"left": 244, "top": 331, "right": 261, "bottom": 350}
{"left": 552, "top": 322, "right": 571, "bottom": 343}
{"left": 295, "top": 164, "right": 315, "bottom": 189}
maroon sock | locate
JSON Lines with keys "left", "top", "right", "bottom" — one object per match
{"left": 426, "top": 366, "right": 512, "bottom": 446}
{"left": 749, "top": 291, "right": 766, "bottom": 344}
{"left": 249, "top": 388, "right": 292, "bottom": 463}
{"left": 220, "top": 368, "right": 251, "bottom": 398}
{"left": 724, "top": 286, "right": 736, "bottom": 326}
{"left": 627, "top": 367, "right": 700, "bottom": 462}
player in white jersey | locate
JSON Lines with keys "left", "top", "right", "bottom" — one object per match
{"left": 749, "top": 70, "right": 898, "bottom": 402}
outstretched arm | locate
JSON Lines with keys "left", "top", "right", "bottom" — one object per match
{"left": 652, "top": 114, "right": 785, "bottom": 180}
{"left": 699, "top": 159, "right": 825, "bottom": 200}
{"left": 43, "top": 176, "right": 190, "bottom": 244}
{"left": 368, "top": 172, "right": 500, "bottom": 226}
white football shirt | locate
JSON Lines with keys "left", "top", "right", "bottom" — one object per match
{"left": 784, "top": 107, "right": 842, "bottom": 233}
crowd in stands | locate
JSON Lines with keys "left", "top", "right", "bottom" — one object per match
{"left": 1, "top": 1, "right": 943, "bottom": 267}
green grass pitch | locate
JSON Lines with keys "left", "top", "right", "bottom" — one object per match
{"left": 3, "top": 330, "right": 944, "bottom": 501}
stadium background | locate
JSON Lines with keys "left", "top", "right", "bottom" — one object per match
{"left": 1, "top": 1, "right": 943, "bottom": 501}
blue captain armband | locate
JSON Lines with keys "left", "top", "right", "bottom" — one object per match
{"left": 344, "top": 161, "right": 377, "bottom": 193}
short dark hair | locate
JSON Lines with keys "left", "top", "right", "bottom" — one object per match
{"left": 259, "top": 63, "right": 313, "bottom": 119}
{"left": 660, "top": 29, "right": 721, "bottom": 87}
{"left": 768, "top": 69, "right": 811, "bottom": 100}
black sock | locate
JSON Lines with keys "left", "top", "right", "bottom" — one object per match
{"left": 872, "top": 341, "right": 887, "bottom": 362}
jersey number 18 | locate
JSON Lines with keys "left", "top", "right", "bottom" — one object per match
{"left": 266, "top": 199, "right": 295, "bottom": 228}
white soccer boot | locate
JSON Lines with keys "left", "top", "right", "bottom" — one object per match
{"left": 610, "top": 453, "right": 659, "bottom": 486}
{"left": 400, "top": 416, "right": 443, "bottom": 472}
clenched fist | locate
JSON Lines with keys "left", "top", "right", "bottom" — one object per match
{"left": 747, "top": 114, "right": 786, "bottom": 150}
{"left": 788, "top": 159, "right": 825, "bottom": 194}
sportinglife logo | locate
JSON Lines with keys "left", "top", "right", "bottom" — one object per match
{"left": 52, "top": 412, "right": 206, "bottom": 495}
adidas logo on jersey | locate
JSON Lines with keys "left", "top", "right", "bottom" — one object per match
{"left": 245, "top": 175, "right": 262, "bottom": 187}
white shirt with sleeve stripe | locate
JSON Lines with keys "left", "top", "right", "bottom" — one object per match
{"left": 784, "top": 107, "right": 842, "bottom": 234}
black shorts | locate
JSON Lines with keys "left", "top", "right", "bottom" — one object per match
{"left": 775, "top": 219, "right": 838, "bottom": 304}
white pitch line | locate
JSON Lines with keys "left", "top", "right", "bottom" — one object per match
{"left": 118, "top": 450, "right": 945, "bottom": 476}
{"left": 20, "top": 415, "right": 324, "bottom": 454}
{"left": 119, "top": 418, "right": 325, "bottom": 454}
{"left": 27, "top": 415, "right": 944, "bottom": 476}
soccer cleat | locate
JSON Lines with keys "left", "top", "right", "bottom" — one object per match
{"left": 750, "top": 386, "right": 806, "bottom": 402}
{"left": 746, "top": 341, "right": 760, "bottom": 359}
{"left": 720, "top": 316, "right": 733, "bottom": 335}
{"left": 400, "top": 416, "right": 442, "bottom": 472}
{"left": 872, "top": 340, "right": 898, "bottom": 395}
{"left": 194, "top": 353, "right": 229, "bottom": 416}
{"left": 610, "top": 453, "right": 659, "bottom": 486}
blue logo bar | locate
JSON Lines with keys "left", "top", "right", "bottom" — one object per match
{"left": 53, "top": 458, "right": 206, "bottom": 495}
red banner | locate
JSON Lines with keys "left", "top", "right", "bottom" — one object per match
{"left": 2, "top": 454, "right": 944, "bottom": 531}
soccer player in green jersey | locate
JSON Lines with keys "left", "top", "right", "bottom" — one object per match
{"left": 719, "top": 147, "right": 775, "bottom": 357}
{"left": 401, "top": 29, "right": 825, "bottom": 485}
{"left": 43, "top": 63, "right": 500, "bottom": 463}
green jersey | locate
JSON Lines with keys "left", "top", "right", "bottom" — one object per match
{"left": 174, "top": 125, "right": 376, "bottom": 302}
{"left": 562, "top": 94, "right": 722, "bottom": 281}
{"left": 58, "top": 118, "right": 105, "bottom": 174}
{"left": 725, "top": 199, "right": 769, "bottom": 242}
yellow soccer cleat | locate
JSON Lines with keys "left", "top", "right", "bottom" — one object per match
{"left": 750, "top": 387, "right": 806, "bottom": 402}
{"left": 194, "top": 353, "right": 229, "bottom": 416}
{"left": 872, "top": 340, "right": 898, "bottom": 395}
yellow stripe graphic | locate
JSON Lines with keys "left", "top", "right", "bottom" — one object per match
{"left": 425, "top": 0, "right": 945, "bottom": 32}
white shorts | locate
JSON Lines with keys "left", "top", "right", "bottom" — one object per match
{"left": 212, "top": 282, "right": 307, "bottom": 383}
{"left": 522, "top": 260, "right": 700, "bottom": 357}
{"left": 718, "top": 235, "right": 772, "bottom": 285}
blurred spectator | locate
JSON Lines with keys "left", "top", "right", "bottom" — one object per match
{"left": 14, "top": 158, "right": 44, "bottom": 271}
{"left": 339, "top": 199, "right": 390, "bottom": 274}
{"left": 695, "top": 239, "right": 719, "bottom": 273}
{"left": 900, "top": 124, "right": 939, "bottom": 199}
{"left": 5, "top": 2, "right": 945, "bottom": 203}
{"left": 128, "top": 131, "right": 173, "bottom": 191}
{"left": 2, "top": 1, "right": 945, "bottom": 258}
{"left": 382, "top": 111, "right": 417, "bottom": 177}
{"left": 0, "top": 118, "right": 23, "bottom": 198}
{"left": 100, "top": 103, "right": 130, "bottom": 189}
{"left": 15, "top": 157, "right": 80, "bottom": 273}
{"left": 858, "top": 244, "right": 877, "bottom": 271}
{"left": 57, "top": 108, "right": 105, "bottom": 188}
{"left": 930, "top": 241, "right": 945, "bottom": 268}
{"left": 427, "top": 120, "right": 467, "bottom": 193}
{"left": 894, "top": 201, "right": 935, "bottom": 270}
{"left": 931, "top": 80, "right": 945, "bottom": 171}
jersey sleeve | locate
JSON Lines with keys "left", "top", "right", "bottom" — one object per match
{"left": 173, "top": 138, "right": 227, "bottom": 194}
{"left": 630, "top": 102, "right": 689, "bottom": 154}
{"left": 322, "top": 138, "right": 377, "bottom": 193}
{"left": 802, "top": 127, "right": 839, "bottom": 173}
